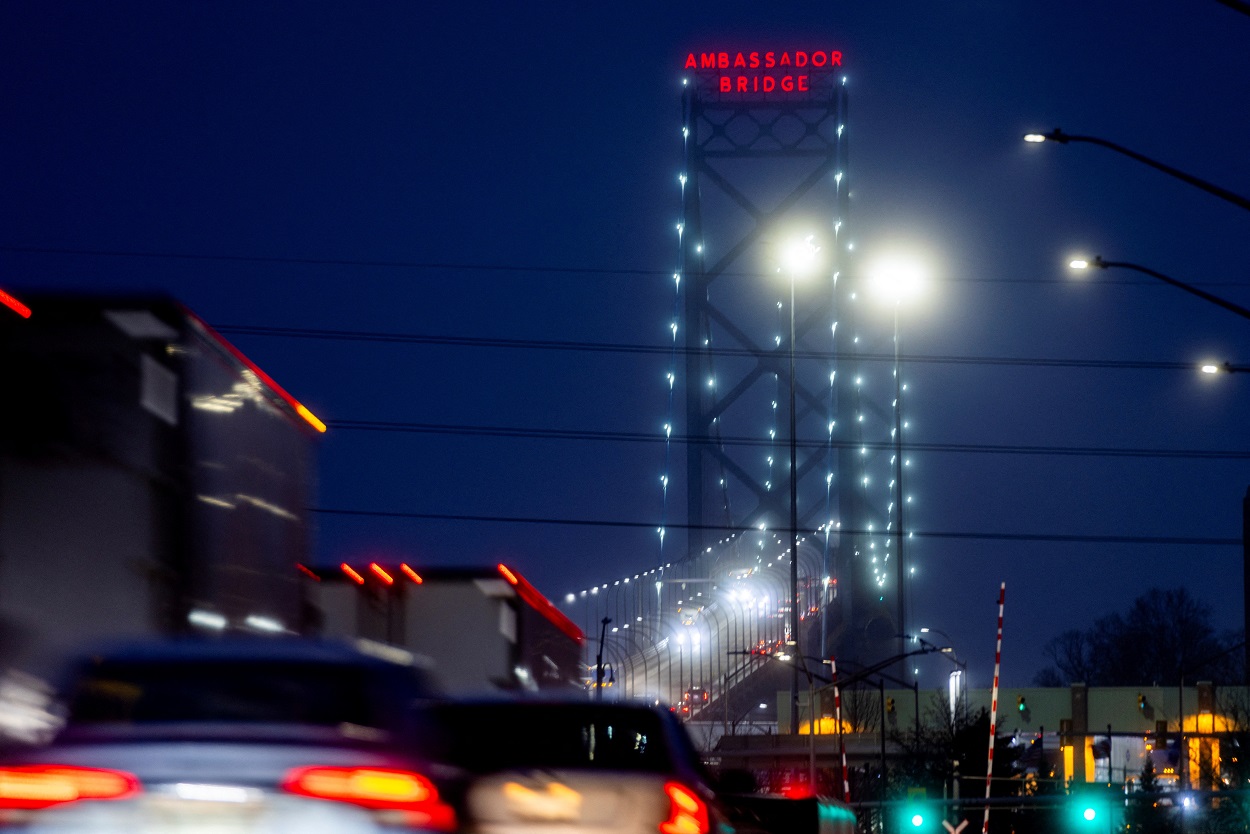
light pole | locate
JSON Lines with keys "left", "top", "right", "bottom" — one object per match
{"left": 1070, "top": 255, "right": 1250, "bottom": 693}
{"left": 779, "top": 233, "right": 822, "bottom": 734}
{"left": 868, "top": 255, "right": 927, "bottom": 667}
{"left": 1068, "top": 256, "right": 1250, "bottom": 322}
{"left": 595, "top": 617, "right": 612, "bottom": 701}
{"left": 1023, "top": 128, "right": 1250, "bottom": 215}
{"left": 919, "top": 627, "right": 967, "bottom": 719}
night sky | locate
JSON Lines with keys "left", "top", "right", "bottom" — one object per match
{"left": 3, "top": 1, "right": 1249, "bottom": 689}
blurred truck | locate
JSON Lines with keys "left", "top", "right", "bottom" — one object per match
{"left": 311, "top": 562, "right": 585, "bottom": 694}
{"left": 0, "top": 293, "right": 324, "bottom": 686}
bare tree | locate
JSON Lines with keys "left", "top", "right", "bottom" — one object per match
{"left": 1034, "top": 588, "right": 1242, "bottom": 686}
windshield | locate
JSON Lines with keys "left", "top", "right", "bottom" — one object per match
{"left": 419, "top": 704, "right": 675, "bottom": 773}
{"left": 65, "top": 659, "right": 403, "bottom": 729}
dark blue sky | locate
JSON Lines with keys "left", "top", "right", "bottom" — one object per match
{"left": 3, "top": 1, "right": 1249, "bottom": 687}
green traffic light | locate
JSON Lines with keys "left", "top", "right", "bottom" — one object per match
{"left": 910, "top": 812, "right": 925, "bottom": 827}
{"left": 1083, "top": 807, "right": 1096, "bottom": 822}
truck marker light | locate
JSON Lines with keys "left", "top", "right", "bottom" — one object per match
{"left": 497, "top": 564, "right": 584, "bottom": 645}
{"left": 369, "top": 564, "right": 394, "bottom": 585}
{"left": 659, "top": 782, "right": 708, "bottom": 834}
{"left": 341, "top": 564, "right": 365, "bottom": 584}
{"left": 294, "top": 404, "right": 327, "bottom": 434}
{"left": 0, "top": 765, "right": 140, "bottom": 809}
{"left": 400, "top": 564, "right": 423, "bottom": 584}
{"left": 0, "top": 289, "right": 31, "bottom": 319}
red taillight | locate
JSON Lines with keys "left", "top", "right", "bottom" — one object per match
{"left": 0, "top": 765, "right": 140, "bottom": 809}
{"left": 660, "top": 782, "right": 709, "bottom": 834}
{"left": 779, "top": 783, "right": 813, "bottom": 799}
{"left": 282, "top": 767, "right": 455, "bottom": 831}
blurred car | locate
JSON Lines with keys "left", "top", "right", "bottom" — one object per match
{"left": 412, "top": 699, "right": 730, "bottom": 834}
{"left": 0, "top": 636, "right": 457, "bottom": 834}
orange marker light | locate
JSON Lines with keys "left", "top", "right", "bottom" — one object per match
{"left": 369, "top": 563, "right": 394, "bottom": 585}
{"left": 400, "top": 564, "right": 424, "bottom": 584}
{"left": 341, "top": 563, "right": 365, "bottom": 585}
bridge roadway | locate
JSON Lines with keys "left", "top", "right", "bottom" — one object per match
{"left": 566, "top": 530, "right": 831, "bottom": 722}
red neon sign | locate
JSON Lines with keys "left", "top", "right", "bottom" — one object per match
{"left": 683, "top": 50, "right": 842, "bottom": 96}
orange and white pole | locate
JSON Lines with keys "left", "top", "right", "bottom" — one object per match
{"left": 982, "top": 583, "right": 1006, "bottom": 834}
{"left": 830, "top": 656, "right": 850, "bottom": 802}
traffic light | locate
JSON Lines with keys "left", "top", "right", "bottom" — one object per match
{"left": 1017, "top": 695, "right": 1027, "bottom": 712}
{"left": 1137, "top": 693, "right": 1146, "bottom": 711}
{"left": 886, "top": 697, "right": 896, "bottom": 714}
{"left": 898, "top": 801, "right": 937, "bottom": 831}
{"left": 1068, "top": 792, "right": 1111, "bottom": 830}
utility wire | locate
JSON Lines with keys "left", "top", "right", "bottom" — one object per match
{"left": 215, "top": 324, "right": 1208, "bottom": 372}
{"left": 4, "top": 243, "right": 1248, "bottom": 287}
{"left": 328, "top": 419, "right": 1250, "bottom": 461}
{"left": 309, "top": 506, "right": 1241, "bottom": 546}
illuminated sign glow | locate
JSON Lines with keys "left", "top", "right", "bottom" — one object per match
{"left": 683, "top": 50, "right": 843, "bottom": 95}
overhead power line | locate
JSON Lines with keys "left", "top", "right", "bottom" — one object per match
{"left": 216, "top": 323, "right": 1204, "bottom": 373}
{"left": 328, "top": 418, "right": 1250, "bottom": 461}
{"left": 4, "top": 243, "right": 1248, "bottom": 287}
{"left": 310, "top": 506, "right": 1241, "bottom": 547}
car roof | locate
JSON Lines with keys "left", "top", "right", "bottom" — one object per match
{"left": 64, "top": 635, "right": 424, "bottom": 670}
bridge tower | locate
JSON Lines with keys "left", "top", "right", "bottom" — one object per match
{"left": 667, "top": 48, "right": 903, "bottom": 670}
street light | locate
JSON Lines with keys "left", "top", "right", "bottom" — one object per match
{"left": 778, "top": 232, "right": 823, "bottom": 734}
{"left": 1200, "top": 361, "right": 1250, "bottom": 375}
{"left": 1068, "top": 255, "right": 1250, "bottom": 322}
{"left": 595, "top": 617, "right": 612, "bottom": 701}
{"left": 919, "top": 627, "right": 967, "bottom": 719}
{"left": 1024, "top": 128, "right": 1250, "bottom": 215}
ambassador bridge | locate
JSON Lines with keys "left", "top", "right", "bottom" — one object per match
{"left": 561, "top": 49, "right": 918, "bottom": 727}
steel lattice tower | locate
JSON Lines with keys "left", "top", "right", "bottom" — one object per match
{"left": 673, "top": 54, "right": 903, "bottom": 671}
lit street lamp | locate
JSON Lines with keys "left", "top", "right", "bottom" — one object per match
{"left": 1024, "top": 128, "right": 1250, "bottom": 215}
{"left": 918, "top": 627, "right": 967, "bottom": 719}
{"left": 1068, "top": 255, "right": 1250, "bottom": 322}
{"left": 1201, "top": 361, "right": 1250, "bottom": 375}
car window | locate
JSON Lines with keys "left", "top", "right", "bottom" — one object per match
{"left": 65, "top": 659, "right": 404, "bottom": 729}
{"left": 420, "top": 704, "right": 675, "bottom": 774}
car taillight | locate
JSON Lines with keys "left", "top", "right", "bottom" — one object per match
{"left": 659, "top": 782, "right": 709, "bottom": 834}
{"left": 0, "top": 765, "right": 140, "bottom": 809}
{"left": 282, "top": 767, "right": 455, "bottom": 831}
